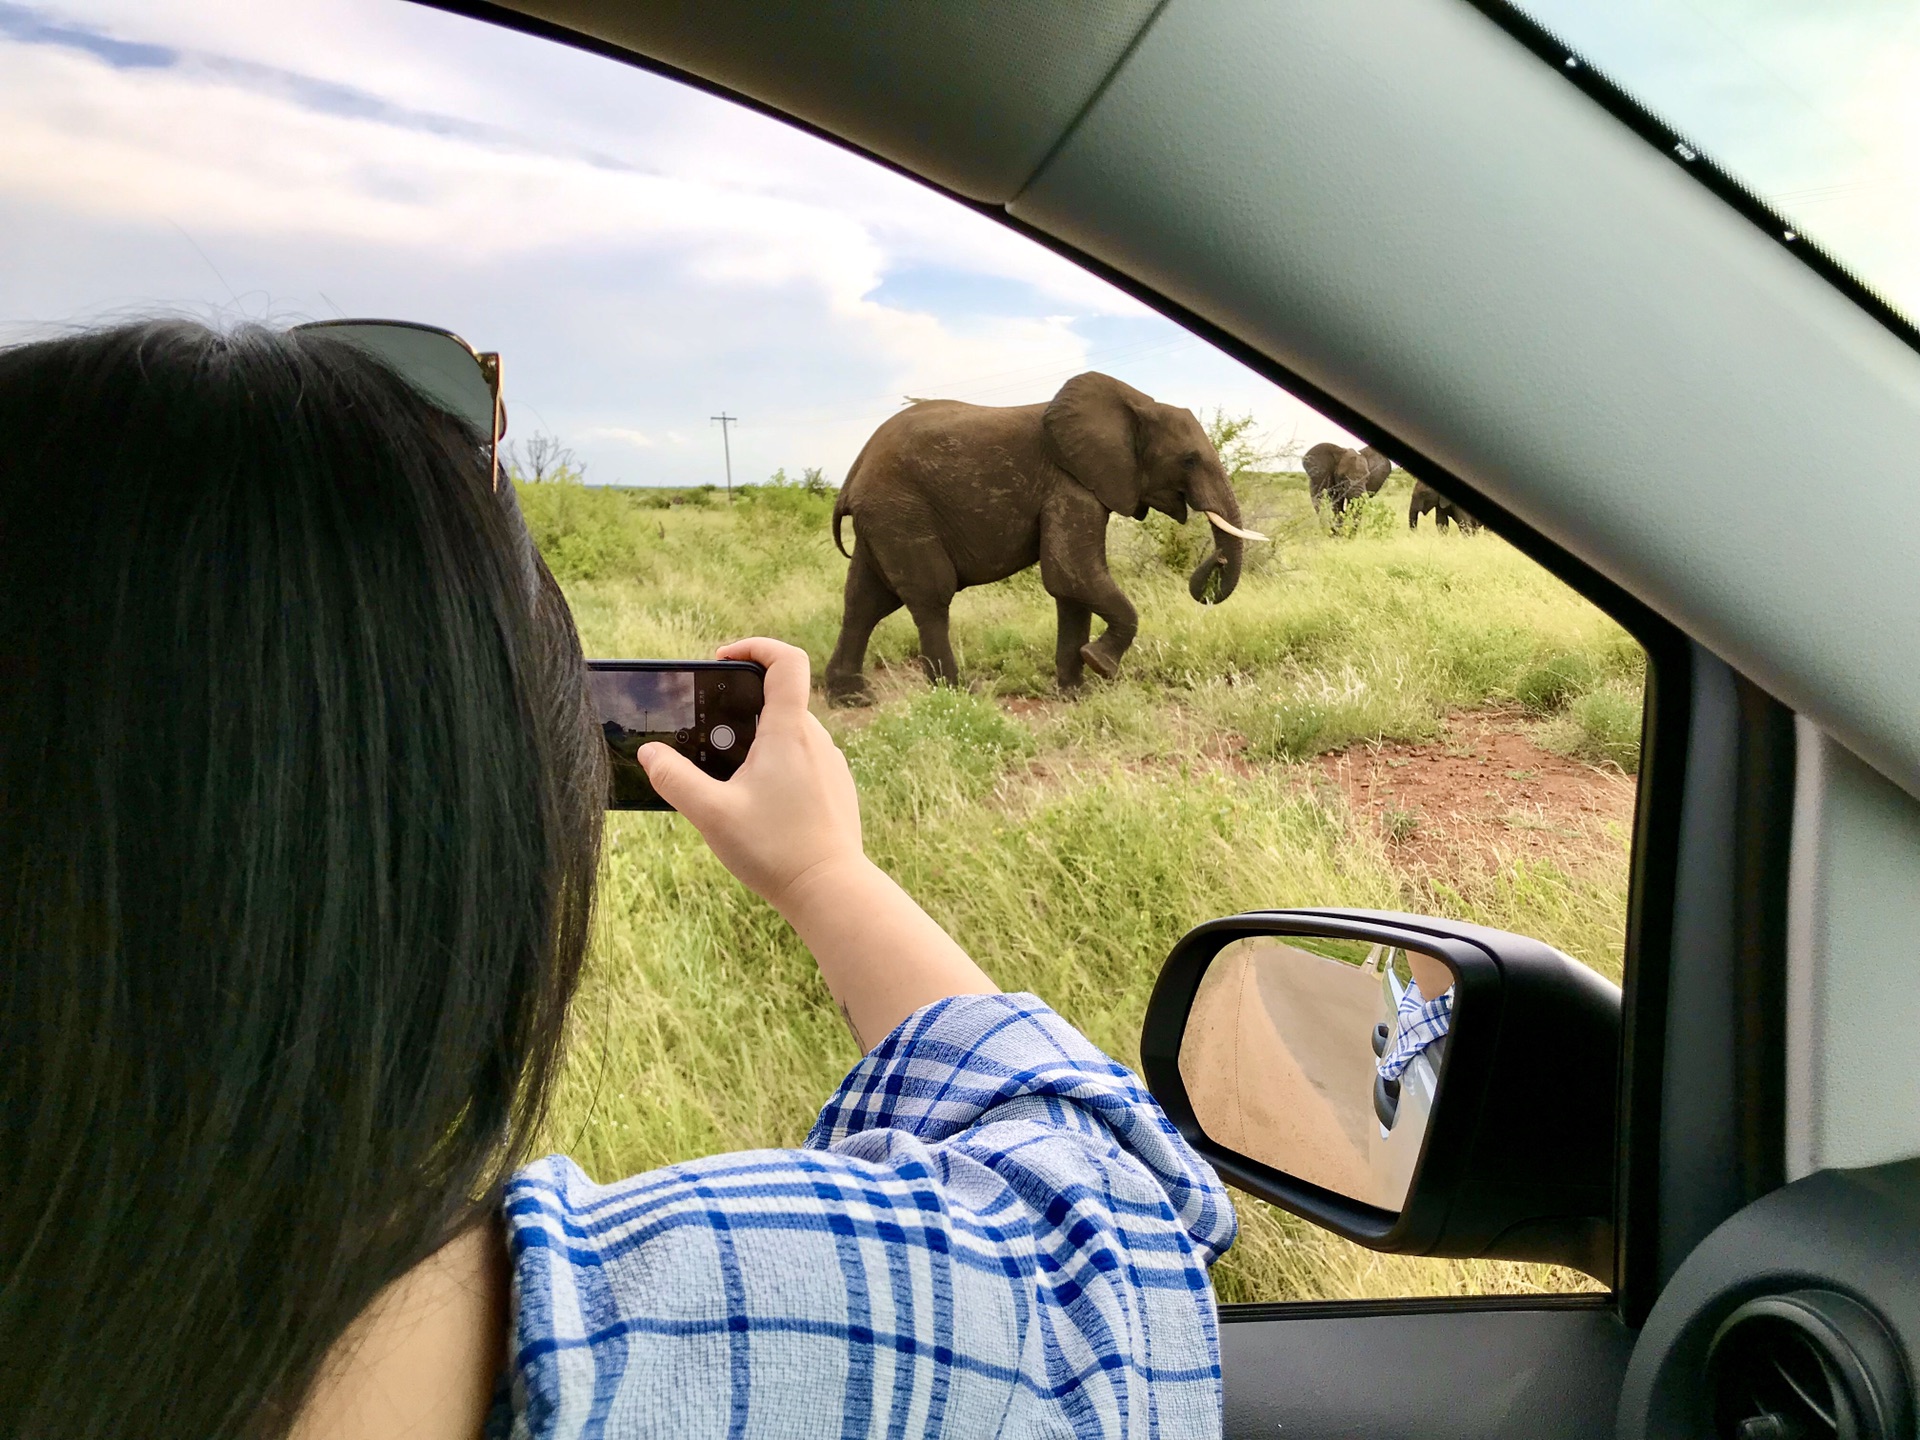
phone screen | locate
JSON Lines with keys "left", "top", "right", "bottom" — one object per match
{"left": 587, "top": 661, "right": 765, "bottom": 810}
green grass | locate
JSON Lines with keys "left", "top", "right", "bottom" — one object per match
{"left": 525, "top": 470, "right": 1640, "bottom": 1302}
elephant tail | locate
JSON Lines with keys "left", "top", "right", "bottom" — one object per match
{"left": 832, "top": 497, "right": 852, "bottom": 558}
{"left": 833, "top": 434, "right": 881, "bottom": 558}
{"left": 832, "top": 476, "right": 859, "bottom": 558}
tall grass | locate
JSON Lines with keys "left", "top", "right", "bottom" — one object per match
{"left": 525, "top": 471, "right": 1638, "bottom": 1301}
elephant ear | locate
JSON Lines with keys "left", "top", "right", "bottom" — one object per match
{"left": 1043, "top": 371, "right": 1152, "bottom": 517}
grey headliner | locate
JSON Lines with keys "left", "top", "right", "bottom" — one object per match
{"left": 490, "top": 0, "right": 1162, "bottom": 201}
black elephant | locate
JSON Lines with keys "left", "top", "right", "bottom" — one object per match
{"left": 1408, "top": 479, "right": 1481, "bottom": 533}
{"left": 1303, "top": 442, "right": 1392, "bottom": 528}
{"left": 825, "top": 371, "right": 1267, "bottom": 704}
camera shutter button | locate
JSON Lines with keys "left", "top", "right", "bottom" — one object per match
{"left": 709, "top": 724, "right": 737, "bottom": 751}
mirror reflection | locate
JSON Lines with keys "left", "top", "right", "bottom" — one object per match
{"left": 1177, "top": 934, "right": 1456, "bottom": 1212}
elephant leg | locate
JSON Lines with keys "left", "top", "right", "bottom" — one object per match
{"left": 1436, "top": 509, "right": 1451, "bottom": 533}
{"left": 1053, "top": 597, "right": 1094, "bottom": 689}
{"left": 890, "top": 544, "right": 960, "bottom": 688}
{"left": 1078, "top": 581, "right": 1138, "bottom": 680}
{"left": 1045, "top": 570, "right": 1135, "bottom": 683}
{"left": 826, "top": 546, "right": 903, "bottom": 705}
{"left": 904, "top": 599, "right": 959, "bottom": 686}
{"left": 1040, "top": 492, "right": 1137, "bottom": 685}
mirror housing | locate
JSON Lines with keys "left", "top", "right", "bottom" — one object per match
{"left": 1141, "top": 908, "right": 1620, "bottom": 1281}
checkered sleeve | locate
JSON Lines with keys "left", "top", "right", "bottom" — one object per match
{"left": 492, "top": 992, "right": 1235, "bottom": 1440}
{"left": 1377, "top": 980, "right": 1454, "bottom": 1081}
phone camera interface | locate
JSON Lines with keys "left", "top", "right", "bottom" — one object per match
{"left": 590, "top": 665, "right": 759, "bottom": 810}
{"left": 591, "top": 669, "right": 693, "bottom": 809}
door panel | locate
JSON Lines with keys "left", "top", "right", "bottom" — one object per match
{"left": 1221, "top": 1299, "right": 1632, "bottom": 1439}
{"left": 1787, "top": 723, "right": 1920, "bottom": 1174}
{"left": 1616, "top": 1159, "right": 1920, "bottom": 1438}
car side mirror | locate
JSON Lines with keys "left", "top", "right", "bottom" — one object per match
{"left": 1140, "top": 908, "right": 1620, "bottom": 1282}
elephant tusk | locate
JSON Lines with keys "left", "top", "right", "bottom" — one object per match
{"left": 1201, "top": 510, "right": 1270, "bottom": 542}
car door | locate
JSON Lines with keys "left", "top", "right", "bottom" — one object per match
{"left": 436, "top": 1, "right": 1920, "bottom": 1434}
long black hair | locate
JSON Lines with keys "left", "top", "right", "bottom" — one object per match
{"left": 0, "top": 320, "right": 605, "bottom": 1438}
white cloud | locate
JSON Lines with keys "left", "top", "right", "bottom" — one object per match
{"left": 0, "top": 0, "right": 1334, "bottom": 486}
{"left": 584, "top": 426, "right": 659, "bottom": 449}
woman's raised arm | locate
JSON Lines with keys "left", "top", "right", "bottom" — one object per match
{"left": 637, "top": 636, "right": 998, "bottom": 1049}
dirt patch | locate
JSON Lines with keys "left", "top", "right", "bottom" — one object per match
{"left": 999, "top": 695, "right": 1062, "bottom": 721}
{"left": 1316, "top": 707, "right": 1634, "bottom": 872}
{"left": 824, "top": 682, "right": 1631, "bottom": 874}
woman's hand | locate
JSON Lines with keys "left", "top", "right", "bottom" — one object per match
{"left": 637, "top": 638, "right": 863, "bottom": 918}
{"left": 637, "top": 636, "right": 997, "bottom": 1050}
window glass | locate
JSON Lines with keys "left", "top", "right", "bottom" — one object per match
{"left": 1514, "top": 0, "right": 1920, "bottom": 325}
{"left": 6, "top": 0, "right": 1642, "bottom": 1302}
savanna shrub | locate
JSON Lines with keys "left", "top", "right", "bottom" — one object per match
{"left": 1564, "top": 682, "right": 1643, "bottom": 772}
{"left": 1513, "top": 651, "right": 1601, "bottom": 713}
{"left": 843, "top": 686, "right": 1033, "bottom": 807}
{"left": 744, "top": 472, "right": 836, "bottom": 524}
{"left": 1333, "top": 494, "right": 1397, "bottom": 541}
{"left": 515, "top": 479, "right": 653, "bottom": 582}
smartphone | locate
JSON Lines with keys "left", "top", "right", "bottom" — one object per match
{"left": 587, "top": 660, "right": 766, "bottom": 811}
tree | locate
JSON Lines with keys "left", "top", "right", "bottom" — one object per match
{"left": 1204, "top": 408, "right": 1302, "bottom": 481}
{"left": 506, "top": 432, "right": 583, "bottom": 484}
{"left": 768, "top": 465, "right": 832, "bottom": 496}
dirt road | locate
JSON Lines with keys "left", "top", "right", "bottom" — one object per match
{"left": 1179, "top": 939, "right": 1391, "bottom": 1206}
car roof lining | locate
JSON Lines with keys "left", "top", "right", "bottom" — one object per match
{"left": 435, "top": 0, "right": 1168, "bottom": 204}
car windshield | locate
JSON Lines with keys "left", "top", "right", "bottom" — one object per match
{"left": 1514, "top": 0, "right": 1920, "bottom": 325}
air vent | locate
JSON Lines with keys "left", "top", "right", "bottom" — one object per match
{"left": 1706, "top": 1290, "right": 1911, "bottom": 1440}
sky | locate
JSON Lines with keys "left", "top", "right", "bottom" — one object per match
{"left": 0, "top": 0, "right": 1352, "bottom": 488}
{"left": 2, "top": 1, "right": 1915, "bottom": 488}
{"left": 1518, "top": 0, "right": 1920, "bottom": 314}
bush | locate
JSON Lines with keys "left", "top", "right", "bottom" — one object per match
{"left": 766, "top": 465, "right": 832, "bottom": 496}
{"left": 1513, "top": 651, "right": 1601, "bottom": 714}
{"left": 1332, "top": 493, "right": 1397, "bottom": 541}
{"left": 1547, "top": 681, "right": 1644, "bottom": 772}
{"left": 514, "top": 480, "right": 654, "bottom": 582}
{"left": 743, "top": 470, "right": 836, "bottom": 524}
{"left": 1139, "top": 511, "right": 1208, "bottom": 573}
{"left": 843, "top": 686, "right": 1033, "bottom": 807}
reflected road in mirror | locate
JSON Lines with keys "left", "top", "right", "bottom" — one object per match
{"left": 1177, "top": 935, "right": 1452, "bottom": 1212}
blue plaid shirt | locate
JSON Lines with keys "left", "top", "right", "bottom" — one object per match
{"left": 487, "top": 993, "right": 1236, "bottom": 1439}
{"left": 1377, "top": 979, "right": 1453, "bottom": 1082}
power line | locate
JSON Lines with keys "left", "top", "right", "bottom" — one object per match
{"left": 751, "top": 332, "right": 1204, "bottom": 435}
{"left": 710, "top": 412, "right": 738, "bottom": 502}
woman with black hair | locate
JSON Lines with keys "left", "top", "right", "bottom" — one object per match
{"left": 0, "top": 320, "right": 1234, "bottom": 1440}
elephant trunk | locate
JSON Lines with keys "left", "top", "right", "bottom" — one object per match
{"left": 1187, "top": 479, "right": 1247, "bottom": 604}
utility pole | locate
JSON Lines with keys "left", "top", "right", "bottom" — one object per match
{"left": 710, "top": 412, "right": 738, "bottom": 502}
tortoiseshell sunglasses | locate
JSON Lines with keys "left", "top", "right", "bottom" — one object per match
{"left": 293, "top": 319, "right": 506, "bottom": 490}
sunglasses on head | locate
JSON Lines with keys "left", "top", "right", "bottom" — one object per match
{"left": 292, "top": 319, "right": 506, "bottom": 490}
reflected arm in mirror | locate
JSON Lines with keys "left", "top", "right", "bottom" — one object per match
{"left": 1377, "top": 948, "right": 1456, "bottom": 1085}
{"left": 1140, "top": 910, "right": 1621, "bottom": 1281}
{"left": 1176, "top": 934, "right": 1444, "bottom": 1212}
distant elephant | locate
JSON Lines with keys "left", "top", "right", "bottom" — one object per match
{"left": 1408, "top": 479, "right": 1481, "bottom": 533}
{"left": 1303, "top": 443, "right": 1392, "bottom": 528}
{"left": 825, "top": 371, "right": 1267, "bottom": 703}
